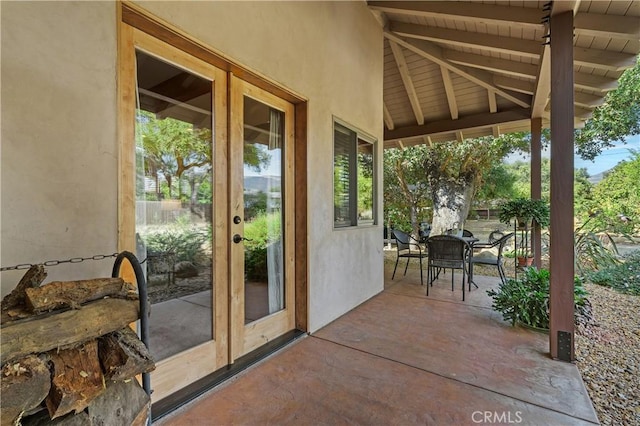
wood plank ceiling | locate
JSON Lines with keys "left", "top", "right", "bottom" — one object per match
{"left": 368, "top": 1, "right": 640, "bottom": 148}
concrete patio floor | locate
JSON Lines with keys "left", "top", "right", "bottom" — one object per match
{"left": 155, "top": 266, "right": 599, "bottom": 425}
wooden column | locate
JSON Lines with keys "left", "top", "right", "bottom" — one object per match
{"left": 549, "top": 11, "right": 575, "bottom": 362}
{"left": 530, "top": 117, "right": 543, "bottom": 269}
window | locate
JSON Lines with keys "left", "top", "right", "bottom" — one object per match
{"left": 333, "top": 121, "right": 376, "bottom": 227}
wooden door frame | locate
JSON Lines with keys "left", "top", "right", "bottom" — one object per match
{"left": 117, "top": 1, "right": 309, "bottom": 401}
{"left": 229, "top": 75, "right": 296, "bottom": 361}
{"left": 118, "top": 22, "right": 229, "bottom": 402}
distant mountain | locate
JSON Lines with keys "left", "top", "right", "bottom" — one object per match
{"left": 587, "top": 169, "right": 612, "bottom": 185}
{"left": 244, "top": 175, "right": 281, "bottom": 193}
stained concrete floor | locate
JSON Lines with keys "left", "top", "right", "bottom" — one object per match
{"left": 154, "top": 267, "right": 599, "bottom": 426}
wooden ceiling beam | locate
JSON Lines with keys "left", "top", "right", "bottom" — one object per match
{"left": 574, "top": 92, "right": 605, "bottom": 108}
{"left": 390, "top": 21, "right": 634, "bottom": 72}
{"left": 440, "top": 66, "right": 459, "bottom": 120}
{"left": 574, "top": 72, "right": 618, "bottom": 92}
{"left": 488, "top": 90, "right": 497, "bottom": 113}
{"left": 389, "top": 39, "right": 425, "bottom": 125}
{"left": 389, "top": 21, "right": 540, "bottom": 58}
{"left": 532, "top": 44, "right": 551, "bottom": 119}
{"left": 383, "top": 108, "right": 531, "bottom": 142}
{"left": 573, "top": 47, "right": 637, "bottom": 72}
{"left": 383, "top": 102, "right": 395, "bottom": 130}
{"left": 493, "top": 75, "right": 535, "bottom": 94}
{"left": 369, "top": 1, "right": 543, "bottom": 30}
{"left": 384, "top": 32, "right": 531, "bottom": 108}
{"left": 574, "top": 12, "right": 640, "bottom": 41}
{"left": 443, "top": 50, "right": 538, "bottom": 79}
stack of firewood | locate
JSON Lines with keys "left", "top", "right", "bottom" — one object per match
{"left": 1, "top": 265, "right": 155, "bottom": 426}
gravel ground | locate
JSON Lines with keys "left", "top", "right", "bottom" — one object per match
{"left": 576, "top": 283, "right": 640, "bottom": 425}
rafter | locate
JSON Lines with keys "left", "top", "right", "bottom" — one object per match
{"left": 443, "top": 50, "right": 538, "bottom": 79}
{"left": 389, "top": 39, "right": 424, "bottom": 125}
{"left": 492, "top": 125, "right": 501, "bottom": 137}
{"left": 369, "top": 1, "right": 543, "bottom": 30}
{"left": 384, "top": 32, "right": 531, "bottom": 108}
{"left": 383, "top": 102, "right": 395, "bottom": 130}
{"left": 574, "top": 73, "right": 618, "bottom": 92}
{"left": 574, "top": 12, "right": 640, "bottom": 41}
{"left": 532, "top": 44, "right": 551, "bottom": 119}
{"left": 488, "top": 90, "right": 497, "bottom": 113}
{"left": 440, "top": 67, "right": 458, "bottom": 120}
{"left": 493, "top": 75, "right": 535, "bottom": 94}
{"left": 383, "top": 108, "right": 531, "bottom": 142}
{"left": 389, "top": 21, "right": 540, "bottom": 59}
{"left": 574, "top": 92, "right": 605, "bottom": 108}
{"left": 574, "top": 48, "right": 637, "bottom": 72}
{"left": 390, "top": 20, "right": 635, "bottom": 72}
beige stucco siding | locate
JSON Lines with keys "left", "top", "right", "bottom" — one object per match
{"left": 1, "top": 1, "right": 384, "bottom": 332}
{"left": 1, "top": 1, "right": 119, "bottom": 291}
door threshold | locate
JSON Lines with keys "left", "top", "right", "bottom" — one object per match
{"left": 151, "top": 329, "right": 306, "bottom": 421}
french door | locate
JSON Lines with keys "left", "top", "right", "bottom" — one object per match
{"left": 121, "top": 26, "right": 295, "bottom": 402}
{"left": 229, "top": 76, "right": 296, "bottom": 360}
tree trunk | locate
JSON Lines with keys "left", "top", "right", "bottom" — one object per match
{"left": 430, "top": 176, "right": 475, "bottom": 236}
{"left": 409, "top": 202, "right": 420, "bottom": 240}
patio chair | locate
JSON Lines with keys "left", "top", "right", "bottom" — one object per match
{"left": 469, "top": 232, "right": 514, "bottom": 285}
{"left": 426, "top": 235, "right": 470, "bottom": 301}
{"left": 488, "top": 230, "right": 505, "bottom": 243}
{"left": 391, "top": 229, "right": 428, "bottom": 285}
{"left": 445, "top": 228, "right": 474, "bottom": 237}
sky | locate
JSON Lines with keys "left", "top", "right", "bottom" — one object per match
{"left": 505, "top": 134, "right": 639, "bottom": 177}
{"left": 574, "top": 134, "right": 639, "bottom": 176}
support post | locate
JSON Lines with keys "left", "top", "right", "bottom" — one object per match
{"left": 531, "top": 117, "right": 543, "bottom": 269}
{"left": 549, "top": 11, "right": 575, "bottom": 362}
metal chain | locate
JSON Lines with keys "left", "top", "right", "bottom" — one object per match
{"left": 1, "top": 253, "right": 121, "bottom": 272}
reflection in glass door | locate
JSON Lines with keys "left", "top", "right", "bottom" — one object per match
{"left": 135, "top": 50, "right": 214, "bottom": 361}
{"left": 242, "top": 97, "right": 285, "bottom": 323}
{"left": 230, "top": 76, "right": 295, "bottom": 360}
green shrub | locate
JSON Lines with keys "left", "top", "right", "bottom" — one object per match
{"left": 585, "top": 249, "right": 640, "bottom": 295}
{"left": 243, "top": 212, "right": 282, "bottom": 281}
{"left": 574, "top": 218, "right": 623, "bottom": 275}
{"left": 142, "top": 218, "right": 208, "bottom": 264}
{"left": 487, "top": 267, "right": 588, "bottom": 329}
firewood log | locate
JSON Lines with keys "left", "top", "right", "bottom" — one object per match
{"left": 1, "top": 298, "right": 139, "bottom": 365}
{"left": 1, "top": 265, "right": 47, "bottom": 324}
{"left": 24, "top": 278, "right": 137, "bottom": 313}
{"left": 0, "top": 354, "right": 51, "bottom": 426}
{"left": 46, "top": 340, "right": 104, "bottom": 419}
{"left": 98, "top": 327, "right": 155, "bottom": 380}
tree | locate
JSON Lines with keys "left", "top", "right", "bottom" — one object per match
{"left": 573, "top": 168, "right": 594, "bottom": 222}
{"left": 383, "top": 145, "right": 432, "bottom": 238}
{"left": 137, "top": 111, "right": 211, "bottom": 200}
{"left": 585, "top": 150, "right": 640, "bottom": 233}
{"left": 474, "top": 163, "right": 517, "bottom": 207}
{"left": 502, "top": 158, "right": 551, "bottom": 200}
{"left": 423, "top": 133, "right": 530, "bottom": 235}
{"left": 575, "top": 58, "right": 640, "bottom": 160}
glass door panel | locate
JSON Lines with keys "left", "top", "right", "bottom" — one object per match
{"left": 243, "top": 96, "right": 285, "bottom": 323}
{"left": 135, "top": 50, "right": 214, "bottom": 360}
{"left": 126, "top": 28, "right": 229, "bottom": 402}
{"left": 230, "top": 76, "right": 295, "bottom": 360}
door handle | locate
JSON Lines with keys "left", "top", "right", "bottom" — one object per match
{"left": 232, "top": 234, "right": 253, "bottom": 244}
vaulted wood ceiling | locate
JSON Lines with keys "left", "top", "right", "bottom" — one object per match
{"left": 367, "top": 1, "right": 640, "bottom": 148}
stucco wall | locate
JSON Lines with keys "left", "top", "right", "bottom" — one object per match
{"left": 1, "top": 1, "right": 119, "bottom": 293}
{"left": 1, "top": 1, "right": 384, "bottom": 332}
